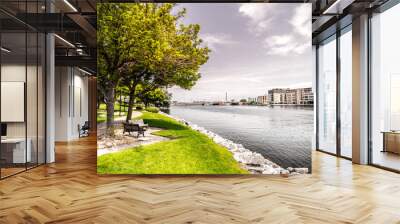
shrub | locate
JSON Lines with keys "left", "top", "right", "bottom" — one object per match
{"left": 135, "top": 104, "right": 145, "bottom": 110}
{"left": 145, "top": 107, "right": 160, "bottom": 113}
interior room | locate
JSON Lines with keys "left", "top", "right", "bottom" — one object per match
{"left": 0, "top": 0, "right": 97, "bottom": 179}
{"left": 0, "top": 9, "right": 46, "bottom": 178}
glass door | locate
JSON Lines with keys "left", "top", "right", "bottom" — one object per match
{"left": 317, "top": 35, "right": 337, "bottom": 155}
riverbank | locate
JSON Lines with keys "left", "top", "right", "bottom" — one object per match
{"left": 97, "top": 111, "right": 249, "bottom": 174}
{"left": 170, "top": 105, "right": 312, "bottom": 169}
{"left": 162, "top": 112, "right": 308, "bottom": 175}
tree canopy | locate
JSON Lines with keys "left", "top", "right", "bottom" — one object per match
{"left": 97, "top": 3, "right": 210, "bottom": 131}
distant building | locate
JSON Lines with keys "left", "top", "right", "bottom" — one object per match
{"left": 285, "top": 89, "right": 297, "bottom": 104}
{"left": 257, "top": 95, "right": 268, "bottom": 105}
{"left": 296, "top": 87, "right": 314, "bottom": 105}
{"left": 266, "top": 87, "right": 314, "bottom": 105}
{"left": 268, "top": 88, "right": 287, "bottom": 104}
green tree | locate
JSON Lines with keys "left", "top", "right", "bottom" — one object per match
{"left": 118, "top": 4, "right": 210, "bottom": 121}
{"left": 97, "top": 3, "right": 134, "bottom": 133}
{"left": 98, "top": 3, "right": 210, "bottom": 129}
{"left": 136, "top": 86, "right": 170, "bottom": 107}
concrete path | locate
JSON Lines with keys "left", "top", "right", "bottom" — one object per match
{"left": 97, "top": 127, "right": 168, "bottom": 156}
{"left": 97, "top": 111, "right": 142, "bottom": 136}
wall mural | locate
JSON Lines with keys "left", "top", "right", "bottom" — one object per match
{"left": 97, "top": 3, "right": 313, "bottom": 175}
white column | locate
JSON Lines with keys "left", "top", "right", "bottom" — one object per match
{"left": 352, "top": 14, "right": 369, "bottom": 164}
{"left": 46, "top": 32, "right": 55, "bottom": 163}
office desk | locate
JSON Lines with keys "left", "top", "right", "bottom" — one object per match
{"left": 1, "top": 138, "right": 31, "bottom": 164}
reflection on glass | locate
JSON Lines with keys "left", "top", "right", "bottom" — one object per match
{"left": 27, "top": 31, "right": 38, "bottom": 169}
{"left": 1, "top": 31, "right": 27, "bottom": 177}
{"left": 340, "top": 29, "right": 352, "bottom": 158}
{"left": 371, "top": 3, "right": 400, "bottom": 171}
{"left": 318, "top": 36, "right": 337, "bottom": 154}
{"left": 38, "top": 33, "right": 46, "bottom": 165}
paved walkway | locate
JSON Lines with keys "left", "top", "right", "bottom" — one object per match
{"left": 97, "top": 127, "right": 168, "bottom": 156}
{"left": 97, "top": 111, "right": 142, "bottom": 136}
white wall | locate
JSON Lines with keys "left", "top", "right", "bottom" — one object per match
{"left": 54, "top": 66, "right": 89, "bottom": 141}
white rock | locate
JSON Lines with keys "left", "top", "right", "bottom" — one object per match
{"left": 294, "top": 168, "right": 308, "bottom": 174}
{"left": 262, "top": 166, "right": 279, "bottom": 175}
{"left": 280, "top": 169, "right": 290, "bottom": 175}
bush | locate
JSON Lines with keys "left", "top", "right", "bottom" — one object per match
{"left": 135, "top": 104, "right": 145, "bottom": 110}
{"left": 145, "top": 107, "right": 160, "bottom": 113}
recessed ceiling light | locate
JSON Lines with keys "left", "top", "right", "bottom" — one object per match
{"left": 63, "top": 0, "right": 78, "bottom": 12}
{"left": 323, "top": 0, "right": 355, "bottom": 15}
{"left": 1, "top": 47, "right": 11, "bottom": 53}
{"left": 78, "top": 67, "right": 92, "bottom": 76}
{"left": 54, "top": 34, "right": 75, "bottom": 48}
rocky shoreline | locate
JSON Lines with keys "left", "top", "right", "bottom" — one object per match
{"left": 161, "top": 112, "right": 309, "bottom": 176}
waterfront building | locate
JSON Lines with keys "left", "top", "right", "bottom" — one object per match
{"left": 296, "top": 87, "right": 314, "bottom": 105}
{"left": 268, "top": 88, "right": 287, "bottom": 104}
{"left": 257, "top": 95, "right": 269, "bottom": 105}
{"left": 285, "top": 89, "right": 298, "bottom": 104}
{"left": 266, "top": 88, "right": 314, "bottom": 105}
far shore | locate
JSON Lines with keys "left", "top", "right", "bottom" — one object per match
{"left": 172, "top": 103, "right": 314, "bottom": 107}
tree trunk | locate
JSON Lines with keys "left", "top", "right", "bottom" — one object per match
{"left": 104, "top": 87, "right": 115, "bottom": 136}
{"left": 126, "top": 85, "right": 136, "bottom": 122}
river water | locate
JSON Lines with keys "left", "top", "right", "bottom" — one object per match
{"left": 169, "top": 105, "right": 313, "bottom": 169}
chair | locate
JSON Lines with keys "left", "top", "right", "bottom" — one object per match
{"left": 79, "top": 121, "right": 90, "bottom": 138}
{"left": 123, "top": 121, "right": 146, "bottom": 137}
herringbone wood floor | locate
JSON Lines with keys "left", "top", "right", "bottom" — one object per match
{"left": 1, "top": 136, "right": 400, "bottom": 224}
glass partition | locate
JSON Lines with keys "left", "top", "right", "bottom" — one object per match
{"left": 0, "top": 2, "right": 46, "bottom": 179}
{"left": 1, "top": 30, "right": 28, "bottom": 177}
{"left": 339, "top": 27, "right": 352, "bottom": 158}
{"left": 38, "top": 32, "right": 46, "bottom": 165}
{"left": 317, "top": 35, "right": 337, "bottom": 154}
{"left": 371, "top": 3, "right": 400, "bottom": 171}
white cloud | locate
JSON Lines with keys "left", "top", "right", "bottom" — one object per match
{"left": 238, "top": 4, "right": 311, "bottom": 56}
{"left": 238, "top": 4, "right": 280, "bottom": 35}
{"left": 263, "top": 35, "right": 309, "bottom": 56}
{"left": 264, "top": 35, "right": 293, "bottom": 46}
{"left": 290, "top": 4, "right": 311, "bottom": 38}
{"left": 201, "top": 33, "right": 237, "bottom": 51}
{"left": 238, "top": 4, "right": 268, "bottom": 22}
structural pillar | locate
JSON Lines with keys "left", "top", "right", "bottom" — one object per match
{"left": 352, "top": 14, "right": 369, "bottom": 164}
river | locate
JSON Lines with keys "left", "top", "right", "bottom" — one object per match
{"left": 169, "top": 105, "right": 313, "bottom": 169}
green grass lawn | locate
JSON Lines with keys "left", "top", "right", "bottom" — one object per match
{"left": 97, "top": 112, "right": 248, "bottom": 174}
{"left": 97, "top": 102, "right": 128, "bottom": 123}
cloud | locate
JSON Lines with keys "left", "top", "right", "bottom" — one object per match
{"left": 290, "top": 4, "right": 311, "bottom": 38}
{"left": 238, "top": 4, "right": 269, "bottom": 22}
{"left": 238, "top": 4, "right": 278, "bottom": 35}
{"left": 238, "top": 4, "right": 311, "bottom": 56}
{"left": 201, "top": 33, "right": 237, "bottom": 51}
{"left": 263, "top": 35, "right": 309, "bottom": 56}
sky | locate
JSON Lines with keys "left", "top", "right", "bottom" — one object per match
{"left": 169, "top": 3, "right": 313, "bottom": 102}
